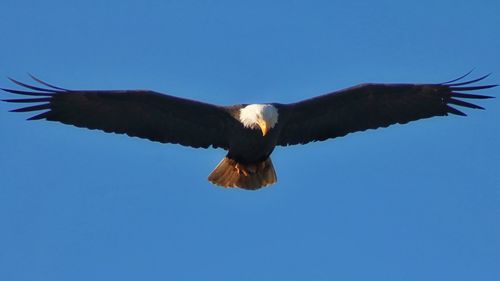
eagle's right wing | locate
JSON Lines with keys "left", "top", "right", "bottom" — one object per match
{"left": 2, "top": 76, "right": 234, "bottom": 149}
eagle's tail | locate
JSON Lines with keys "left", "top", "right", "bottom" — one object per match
{"left": 208, "top": 157, "right": 277, "bottom": 190}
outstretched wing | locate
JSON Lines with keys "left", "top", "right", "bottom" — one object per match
{"left": 277, "top": 74, "right": 496, "bottom": 146}
{"left": 2, "top": 76, "right": 232, "bottom": 149}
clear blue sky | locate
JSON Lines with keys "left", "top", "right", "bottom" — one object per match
{"left": 1, "top": 0, "right": 499, "bottom": 280}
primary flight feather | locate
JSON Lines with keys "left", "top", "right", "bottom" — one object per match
{"left": 2, "top": 73, "right": 496, "bottom": 189}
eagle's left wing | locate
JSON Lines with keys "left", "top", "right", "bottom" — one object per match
{"left": 277, "top": 74, "right": 496, "bottom": 146}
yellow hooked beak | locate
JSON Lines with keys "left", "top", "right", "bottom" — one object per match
{"left": 257, "top": 119, "right": 269, "bottom": 136}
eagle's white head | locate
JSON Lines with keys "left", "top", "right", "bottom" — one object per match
{"left": 239, "top": 104, "right": 279, "bottom": 136}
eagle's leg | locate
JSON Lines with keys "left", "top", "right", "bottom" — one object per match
{"left": 235, "top": 163, "right": 249, "bottom": 176}
{"left": 257, "top": 161, "right": 267, "bottom": 172}
{"left": 235, "top": 162, "right": 258, "bottom": 176}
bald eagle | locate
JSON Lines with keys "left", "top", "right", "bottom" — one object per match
{"left": 2, "top": 73, "right": 496, "bottom": 190}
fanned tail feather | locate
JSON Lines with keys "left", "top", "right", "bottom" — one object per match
{"left": 208, "top": 157, "right": 277, "bottom": 190}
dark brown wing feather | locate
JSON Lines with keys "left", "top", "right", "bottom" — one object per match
{"left": 277, "top": 74, "right": 496, "bottom": 146}
{"left": 2, "top": 77, "right": 232, "bottom": 149}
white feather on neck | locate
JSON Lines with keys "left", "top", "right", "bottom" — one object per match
{"left": 239, "top": 104, "right": 279, "bottom": 129}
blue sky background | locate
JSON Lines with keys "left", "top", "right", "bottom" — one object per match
{"left": 0, "top": 0, "right": 499, "bottom": 280}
